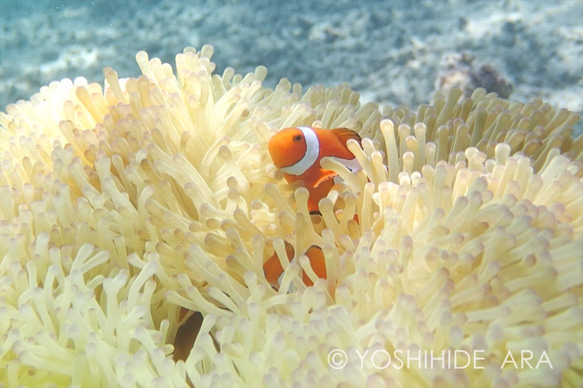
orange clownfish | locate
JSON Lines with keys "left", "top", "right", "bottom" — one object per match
{"left": 268, "top": 126, "right": 362, "bottom": 213}
{"left": 263, "top": 242, "right": 326, "bottom": 289}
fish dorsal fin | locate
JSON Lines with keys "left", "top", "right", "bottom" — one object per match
{"left": 331, "top": 128, "right": 362, "bottom": 146}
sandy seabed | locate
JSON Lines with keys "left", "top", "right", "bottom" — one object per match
{"left": 1, "top": 0, "right": 582, "bottom": 131}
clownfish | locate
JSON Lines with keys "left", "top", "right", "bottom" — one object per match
{"left": 268, "top": 126, "right": 362, "bottom": 213}
{"left": 263, "top": 241, "right": 326, "bottom": 289}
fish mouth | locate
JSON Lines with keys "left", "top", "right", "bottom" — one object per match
{"left": 267, "top": 135, "right": 293, "bottom": 169}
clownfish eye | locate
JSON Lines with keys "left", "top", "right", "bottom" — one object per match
{"left": 293, "top": 134, "right": 302, "bottom": 142}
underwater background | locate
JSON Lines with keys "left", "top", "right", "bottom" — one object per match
{"left": 1, "top": 0, "right": 582, "bottom": 131}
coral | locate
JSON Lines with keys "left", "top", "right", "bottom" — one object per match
{"left": 435, "top": 52, "right": 514, "bottom": 100}
{"left": 1, "top": 45, "right": 582, "bottom": 387}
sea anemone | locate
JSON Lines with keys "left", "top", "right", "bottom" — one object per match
{"left": 1, "top": 45, "right": 582, "bottom": 387}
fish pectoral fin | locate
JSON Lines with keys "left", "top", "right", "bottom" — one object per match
{"left": 314, "top": 170, "right": 338, "bottom": 188}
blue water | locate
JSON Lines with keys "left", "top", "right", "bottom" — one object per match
{"left": 1, "top": 0, "right": 582, "bottom": 130}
